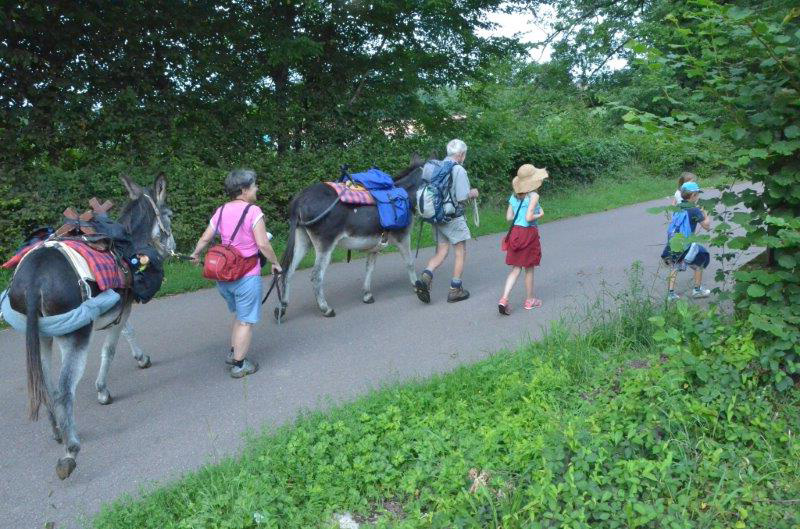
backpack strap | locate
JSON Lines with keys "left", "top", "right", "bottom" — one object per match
{"left": 224, "top": 203, "right": 253, "bottom": 247}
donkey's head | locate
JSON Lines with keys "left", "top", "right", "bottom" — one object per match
{"left": 394, "top": 154, "right": 426, "bottom": 209}
{"left": 118, "top": 173, "right": 176, "bottom": 257}
{"left": 394, "top": 154, "right": 425, "bottom": 189}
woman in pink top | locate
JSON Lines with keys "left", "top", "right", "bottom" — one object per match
{"left": 190, "top": 169, "right": 282, "bottom": 378}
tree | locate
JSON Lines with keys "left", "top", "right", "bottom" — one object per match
{"left": 619, "top": 1, "right": 800, "bottom": 389}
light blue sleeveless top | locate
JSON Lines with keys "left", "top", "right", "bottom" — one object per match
{"left": 509, "top": 194, "right": 541, "bottom": 227}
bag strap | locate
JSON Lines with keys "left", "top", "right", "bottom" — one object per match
{"left": 224, "top": 203, "right": 252, "bottom": 247}
{"left": 505, "top": 196, "right": 526, "bottom": 240}
{"left": 212, "top": 204, "right": 225, "bottom": 239}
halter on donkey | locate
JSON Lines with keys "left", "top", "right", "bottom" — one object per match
{"left": 5, "top": 174, "right": 175, "bottom": 480}
{"left": 275, "top": 156, "right": 425, "bottom": 319}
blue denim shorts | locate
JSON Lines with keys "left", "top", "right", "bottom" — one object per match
{"left": 216, "top": 275, "right": 263, "bottom": 324}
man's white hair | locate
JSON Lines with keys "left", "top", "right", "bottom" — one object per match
{"left": 446, "top": 139, "right": 467, "bottom": 157}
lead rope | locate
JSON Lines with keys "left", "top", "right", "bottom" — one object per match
{"left": 470, "top": 197, "right": 480, "bottom": 228}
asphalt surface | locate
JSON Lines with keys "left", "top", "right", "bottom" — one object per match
{"left": 0, "top": 190, "right": 750, "bottom": 529}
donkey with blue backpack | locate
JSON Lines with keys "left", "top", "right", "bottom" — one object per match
{"left": 414, "top": 139, "right": 479, "bottom": 304}
{"left": 661, "top": 181, "right": 712, "bottom": 301}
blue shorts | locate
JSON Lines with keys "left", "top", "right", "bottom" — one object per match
{"left": 216, "top": 275, "right": 263, "bottom": 324}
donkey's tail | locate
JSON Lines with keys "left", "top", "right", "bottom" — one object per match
{"left": 25, "top": 284, "right": 47, "bottom": 421}
{"left": 281, "top": 196, "right": 300, "bottom": 271}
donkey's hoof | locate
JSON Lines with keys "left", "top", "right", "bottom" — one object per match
{"left": 322, "top": 308, "right": 336, "bottom": 317}
{"left": 137, "top": 355, "right": 151, "bottom": 369}
{"left": 274, "top": 307, "right": 286, "bottom": 321}
{"left": 363, "top": 294, "right": 375, "bottom": 304}
{"left": 56, "top": 457, "right": 76, "bottom": 480}
{"left": 97, "top": 389, "right": 113, "bottom": 405}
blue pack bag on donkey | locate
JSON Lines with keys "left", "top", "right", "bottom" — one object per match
{"left": 349, "top": 168, "right": 411, "bottom": 230}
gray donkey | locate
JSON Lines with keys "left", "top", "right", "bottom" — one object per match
{"left": 276, "top": 156, "right": 424, "bottom": 319}
{"left": 7, "top": 174, "right": 175, "bottom": 479}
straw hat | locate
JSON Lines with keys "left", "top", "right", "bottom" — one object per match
{"left": 512, "top": 164, "right": 548, "bottom": 194}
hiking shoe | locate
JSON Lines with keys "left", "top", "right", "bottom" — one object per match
{"left": 667, "top": 291, "right": 680, "bottom": 302}
{"left": 447, "top": 286, "right": 470, "bottom": 303}
{"left": 225, "top": 349, "right": 235, "bottom": 366}
{"left": 414, "top": 273, "right": 432, "bottom": 304}
{"left": 230, "top": 358, "right": 259, "bottom": 378}
{"left": 498, "top": 297, "right": 511, "bottom": 315}
{"left": 691, "top": 286, "right": 711, "bottom": 299}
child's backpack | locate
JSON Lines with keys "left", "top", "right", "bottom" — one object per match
{"left": 661, "top": 209, "right": 693, "bottom": 263}
{"left": 415, "top": 160, "right": 462, "bottom": 224}
{"left": 667, "top": 209, "right": 692, "bottom": 242}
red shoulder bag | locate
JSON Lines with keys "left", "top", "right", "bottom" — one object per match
{"left": 202, "top": 204, "right": 259, "bottom": 282}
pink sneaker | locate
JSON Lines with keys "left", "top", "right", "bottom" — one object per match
{"left": 498, "top": 297, "right": 511, "bottom": 315}
{"left": 523, "top": 298, "right": 542, "bottom": 310}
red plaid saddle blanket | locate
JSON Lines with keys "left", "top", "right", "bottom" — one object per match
{"left": 324, "top": 182, "right": 375, "bottom": 205}
{"left": 2, "top": 240, "right": 127, "bottom": 291}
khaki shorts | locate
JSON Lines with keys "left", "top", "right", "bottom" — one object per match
{"left": 433, "top": 216, "right": 471, "bottom": 245}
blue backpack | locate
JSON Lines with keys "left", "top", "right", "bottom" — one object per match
{"left": 661, "top": 209, "right": 693, "bottom": 262}
{"left": 350, "top": 168, "right": 412, "bottom": 230}
{"left": 415, "top": 160, "right": 461, "bottom": 224}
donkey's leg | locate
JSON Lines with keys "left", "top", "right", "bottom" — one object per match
{"left": 362, "top": 252, "right": 378, "bottom": 304}
{"left": 53, "top": 330, "right": 91, "bottom": 479}
{"left": 95, "top": 316, "right": 127, "bottom": 405}
{"left": 39, "top": 336, "right": 62, "bottom": 444}
{"left": 276, "top": 226, "right": 311, "bottom": 321}
{"left": 121, "top": 320, "right": 151, "bottom": 368}
{"left": 310, "top": 241, "right": 336, "bottom": 317}
{"left": 393, "top": 231, "right": 419, "bottom": 287}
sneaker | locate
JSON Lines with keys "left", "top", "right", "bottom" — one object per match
{"left": 667, "top": 291, "right": 680, "bottom": 302}
{"left": 225, "top": 349, "right": 235, "bottom": 366}
{"left": 414, "top": 273, "right": 432, "bottom": 304}
{"left": 230, "top": 358, "right": 259, "bottom": 378}
{"left": 691, "top": 286, "right": 711, "bottom": 298}
{"left": 498, "top": 297, "right": 511, "bottom": 315}
{"left": 447, "top": 286, "right": 470, "bottom": 303}
{"left": 523, "top": 298, "right": 543, "bottom": 310}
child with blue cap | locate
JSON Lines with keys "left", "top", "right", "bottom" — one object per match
{"left": 662, "top": 180, "right": 712, "bottom": 300}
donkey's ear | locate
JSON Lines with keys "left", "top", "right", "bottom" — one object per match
{"left": 153, "top": 172, "right": 167, "bottom": 205}
{"left": 410, "top": 153, "right": 423, "bottom": 166}
{"left": 120, "top": 174, "right": 142, "bottom": 199}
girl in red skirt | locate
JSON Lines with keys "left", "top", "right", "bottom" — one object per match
{"left": 498, "top": 164, "right": 547, "bottom": 315}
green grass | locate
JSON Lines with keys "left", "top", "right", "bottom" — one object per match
{"left": 92, "top": 273, "right": 800, "bottom": 528}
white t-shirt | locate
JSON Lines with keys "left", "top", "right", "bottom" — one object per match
{"left": 674, "top": 189, "right": 682, "bottom": 203}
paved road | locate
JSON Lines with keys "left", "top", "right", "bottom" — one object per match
{"left": 0, "top": 190, "right": 749, "bottom": 529}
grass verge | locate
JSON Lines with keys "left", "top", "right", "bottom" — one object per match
{"left": 92, "top": 272, "right": 800, "bottom": 529}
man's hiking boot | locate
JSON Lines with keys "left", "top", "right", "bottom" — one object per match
{"left": 230, "top": 358, "right": 259, "bottom": 378}
{"left": 447, "top": 286, "right": 470, "bottom": 303}
{"left": 415, "top": 273, "right": 432, "bottom": 303}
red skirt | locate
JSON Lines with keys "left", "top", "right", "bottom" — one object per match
{"left": 504, "top": 225, "right": 541, "bottom": 268}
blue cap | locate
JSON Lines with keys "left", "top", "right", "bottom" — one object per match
{"left": 680, "top": 181, "right": 701, "bottom": 193}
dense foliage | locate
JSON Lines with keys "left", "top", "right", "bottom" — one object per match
{"left": 93, "top": 280, "right": 800, "bottom": 528}
{"left": 616, "top": 1, "right": 800, "bottom": 390}
{"left": 0, "top": 1, "right": 711, "bottom": 257}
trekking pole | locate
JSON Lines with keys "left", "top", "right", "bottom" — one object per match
{"left": 414, "top": 220, "right": 424, "bottom": 258}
